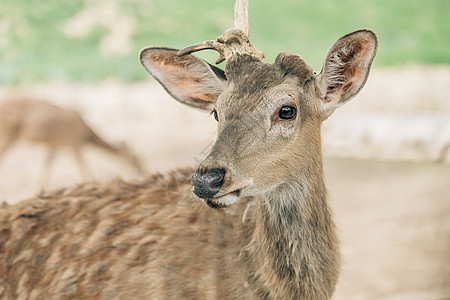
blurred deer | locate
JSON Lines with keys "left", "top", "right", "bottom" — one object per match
{"left": 0, "top": 98, "right": 144, "bottom": 185}
{"left": 0, "top": 28, "right": 377, "bottom": 299}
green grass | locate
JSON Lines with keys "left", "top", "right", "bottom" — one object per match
{"left": 0, "top": 0, "right": 448, "bottom": 84}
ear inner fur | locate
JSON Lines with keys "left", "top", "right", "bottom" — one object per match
{"left": 316, "top": 29, "right": 378, "bottom": 116}
{"left": 139, "top": 47, "right": 227, "bottom": 111}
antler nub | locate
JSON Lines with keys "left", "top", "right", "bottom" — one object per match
{"left": 177, "top": 29, "right": 265, "bottom": 64}
{"left": 178, "top": 40, "right": 226, "bottom": 64}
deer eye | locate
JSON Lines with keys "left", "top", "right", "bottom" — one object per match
{"left": 212, "top": 109, "right": 219, "bottom": 121}
{"left": 278, "top": 105, "right": 297, "bottom": 120}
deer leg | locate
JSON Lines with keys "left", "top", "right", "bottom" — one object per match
{"left": 40, "top": 147, "right": 57, "bottom": 188}
{"left": 72, "top": 148, "right": 93, "bottom": 181}
{"left": 0, "top": 136, "right": 17, "bottom": 165}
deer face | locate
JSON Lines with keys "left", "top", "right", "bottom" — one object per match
{"left": 140, "top": 29, "right": 377, "bottom": 208}
{"left": 192, "top": 54, "right": 321, "bottom": 208}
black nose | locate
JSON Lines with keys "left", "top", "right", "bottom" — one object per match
{"left": 192, "top": 168, "right": 225, "bottom": 199}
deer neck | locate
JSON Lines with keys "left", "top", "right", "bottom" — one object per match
{"left": 248, "top": 129, "right": 340, "bottom": 299}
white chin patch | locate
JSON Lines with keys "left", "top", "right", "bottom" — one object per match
{"left": 206, "top": 193, "right": 239, "bottom": 208}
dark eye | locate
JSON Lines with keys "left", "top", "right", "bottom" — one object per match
{"left": 212, "top": 109, "right": 219, "bottom": 121}
{"left": 278, "top": 106, "right": 297, "bottom": 120}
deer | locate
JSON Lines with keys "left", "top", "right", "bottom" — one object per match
{"left": 0, "top": 28, "right": 377, "bottom": 299}
{"left": 0, "top": 97, "right": 144, "bottom": 185}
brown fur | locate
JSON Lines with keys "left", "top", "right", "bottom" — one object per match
{"left": 0, "top": 167, "right": 336, "bottom": 299}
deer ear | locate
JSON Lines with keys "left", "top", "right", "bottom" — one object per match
{"left": 316, "top": 29, "right": 377, "bottom": 117}
{"left": 140, "top": 47, "right": 227, "bottom": 111}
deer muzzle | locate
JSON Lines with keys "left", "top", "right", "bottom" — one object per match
{"left": 191, "top": 168, "right": 226, "bottom": 199}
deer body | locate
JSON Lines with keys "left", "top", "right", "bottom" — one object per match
{"left": 0, "top": 98, "right": 143, "bottom": 183}
{"left": 0, "top": 169, "right": 334, "bottom": 299}
{"left": 0, "top": 29, "right": 377, "bottom": 299}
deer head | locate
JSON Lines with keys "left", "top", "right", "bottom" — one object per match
{"left": 140, "top": 29, "right": 377, "bottom": 208}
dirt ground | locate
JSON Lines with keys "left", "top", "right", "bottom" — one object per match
{"left": 327, "top": 158, "right": 450, "bottom": 300}
{"left": 0, "top": 67, "right": 449, "bottom": 299}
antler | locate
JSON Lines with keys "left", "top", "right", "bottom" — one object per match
{"left": 177, "top": 28, "right": 265, "bottom": 64}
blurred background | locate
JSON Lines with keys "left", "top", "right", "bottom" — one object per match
{"left": 0, "top": 0, "right": 449, "bottom": 299}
